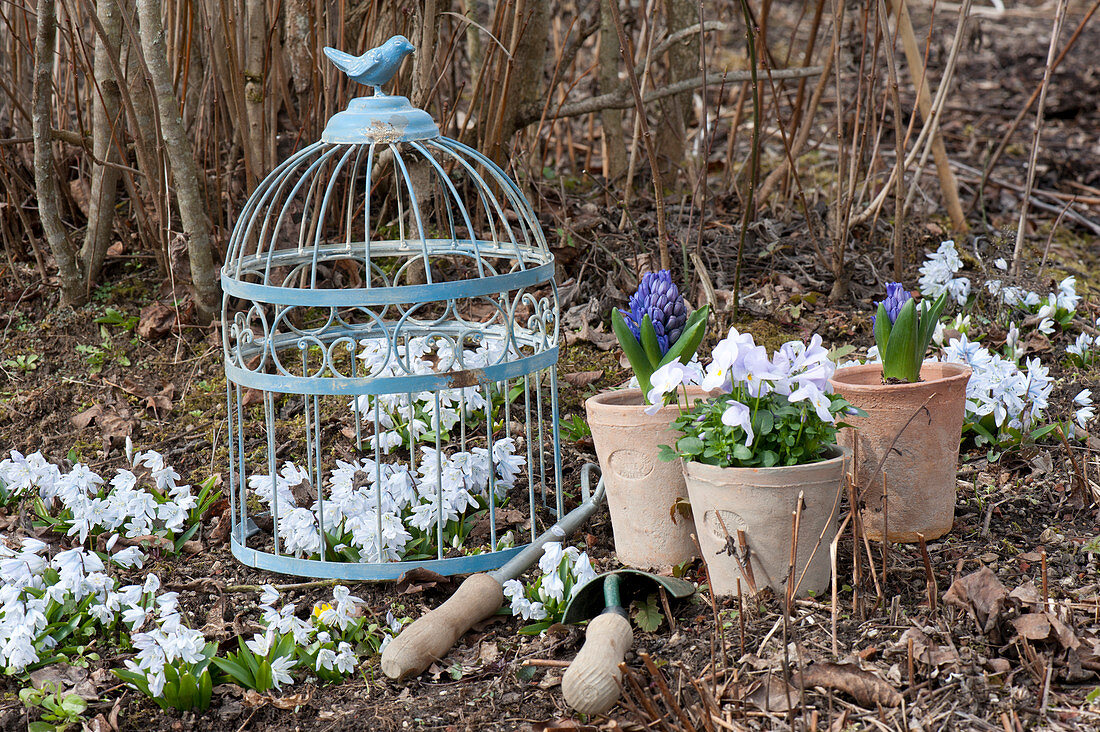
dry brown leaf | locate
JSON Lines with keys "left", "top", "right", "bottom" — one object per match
{"left": 895, "top": 628, "right": 958, "bottom": 667}
{"left": 1010, "top": 580, "right": 1043, "bottom": 608}
{"left": 743, "top": 674, "right": 801, "bottom": 713}
{"left": 84, "top": 714, "right": 113, "bottom": 732}
{"left": 146, "top": 384, "right": 175, "bottom": 416}
{"left": 1013, "top": 613, "right": 1052, "bottom": 641}
{"left": 97, "top": 408, "right": 134, "bottom": 441}
{"left": 562, "top": 370, "right": 603, "bottom": 388}
{"left": 532, "top": 720, "right": 598, "bottom": 732}
{"left": 478, "top": 641, "right": 500, "bottom": 666}
{"left": 210, "top": 514, "right": 232, "bottom": 546}
{"left": 565, "top": 321, "right": 617, "bottom": 351}
{"left": 72, "top": 405, "right": 103, "bottom": 430}
{"left": 537, "top": 673, "right": 562, "bottom": 690}
{"left": 943, "top": 566, "right": 1009, "bottom": 633}
{"left": 1048, "top": 613, "right": 1081, "bottom": 650}
{"left": 798, "top": 663, "right": 902, "bottom": 708}
{"left": 137, "top": 302, "right": 177, "bottom": 340}
{"left": 268, "top": 691, "right": 311, "bottom": 710}
{"left": 396, "top": 567, "right": 454, "bottom": 595}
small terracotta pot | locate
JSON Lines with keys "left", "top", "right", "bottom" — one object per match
{"left": 682, "top": 446, "right": 846, "bottom": 598}
{"left": 829, "top": 362, "right": 971, "bottom": 542}
{"left": 585, "top": 388, "right": 703, "bottom": 570}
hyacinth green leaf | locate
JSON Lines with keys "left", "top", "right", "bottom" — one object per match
{"left": 659, "top": 306, "right": 709, "bottom": 368}
{"left": 612, "top": 309, "right": 653, "bottom": 393}
{"left": 872, "top": 303, "right": 892, "bottom": 356}
{"left": 883, "top": 298, "right": 917, "bottom": 382}
{"left": 917, "top": 291, "right": 948, "bottom": 355}
{"left": 639, "top": 315, "right": 664, "bottom": 366}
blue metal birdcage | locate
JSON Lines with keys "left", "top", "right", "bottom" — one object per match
{"left": 221, "top": 47, "right": 562, "bottom": 580}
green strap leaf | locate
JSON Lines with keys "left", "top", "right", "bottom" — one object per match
{"left": 639, "top": 315, "right": 664, "bottom": 365}
{"left": 917, "top": 291, "right": 949, "bottom": 355}
{"left": 873, "top": 303, "right": 892, "bottom": 356}
{"left": 659, "top": 309, "right": 708, "bottom": 368}
{"left": 611, "top": 309, "right": 654, "bottom": 393}
{"left": 883, "top": 299, "right": 918, "bottom": 382}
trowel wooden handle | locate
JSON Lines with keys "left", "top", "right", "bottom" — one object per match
{"left": 381, "top": 573, "right": 504, "bottom": 681}
{"left": 562, "top": 612, "right": 634, "bottom": 715}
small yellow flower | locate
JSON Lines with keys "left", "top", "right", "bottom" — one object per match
{"left": 312, "top": 602, "right": 333, "bottom": 618}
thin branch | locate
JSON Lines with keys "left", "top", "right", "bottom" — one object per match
{"left": 1011, "top": 0, "right": 1069, "bottom": 274}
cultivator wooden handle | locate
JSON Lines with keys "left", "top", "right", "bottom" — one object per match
{"left": 380, "top": 573, "right": 504, "bottom": 680}
{"left": 561, "top": 612, "right": 634, "bottom": 715}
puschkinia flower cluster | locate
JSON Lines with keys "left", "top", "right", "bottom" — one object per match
{"left": 941, "top": 336, "right": 1056, "bottom": 444}
{"left": 1067, "top": 325, "right": 1100, "bottom": 366}
{"left": 0, "top": 538, "right": 147, "bottom": 673}
{"left": 351, "top": 334, "right": 517, "bottom": 454}
{"left": 919, "top": 240, "right": 1081, "bottom": 327}
{"left": 918, "top": 240, "right": 971, "bottom": 306}
{"left": 248, "top": 437, "right": 526, "bottom": 562}
{"left": 502, "top": 541, "right": 597, "bottom": 626}
{"left": 0, "top": 446, "right": 207, "bottom": 544}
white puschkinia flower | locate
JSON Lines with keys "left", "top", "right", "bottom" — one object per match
{"left": 1074, "top": 390, "right": 1095, "bottom": 429}
{"left": 941, "top": 336, "right": 1054, "bottom": 442}
{"left": 251, "top": 437, "right": 526, "bottom": 561}
{"left": 918, "top": 240, "right": 970, "bottom": 306}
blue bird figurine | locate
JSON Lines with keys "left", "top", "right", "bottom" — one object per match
{"left": 324, "top": 35, "right": 416, "bottom": 96}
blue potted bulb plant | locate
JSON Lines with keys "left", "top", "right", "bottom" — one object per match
{"left": 585, "top": 271, "right": 708, "bottom": 570}
{"left": 829, "top": 284, "right": 970, "bottom": 542}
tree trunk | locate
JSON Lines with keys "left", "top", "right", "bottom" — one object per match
{"left": 244, "top": 0, "right": 267, "bottom": 188}
{"left": 136, "top": 0, "right": 220, "bottom": 323}
{"left": 654, "top": 0, "right": 698, "bottom": 184}
{"left": 487, "top": 0, "right": 549, "bottom": 165}
{"left": 283, "top": 0, "right": 313, "bottom": 121}
{"left": 32, "top": 0, "right": 85, "bottom": 305}
{"left": 80, "top": 0, "right": 124, "bottom": 292}
{"left": 599, "top": 0, "right": 627, "bottom": 182}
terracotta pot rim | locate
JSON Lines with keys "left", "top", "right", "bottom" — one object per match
{"left": 683, "top": 444, "right": 848, "bottom": 476}
{"left": 829, "top": 362, "right": 971, "bottom": 393}
{"left": 586, "top": 386, "right": 713, "bottom": 411}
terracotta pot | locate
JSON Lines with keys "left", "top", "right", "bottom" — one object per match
{"left": 829, "top": 362, "right": 971, "bottom": 542}
{"left": 683, "top": 447, "right": 846, "bottom": 598}
{"left": 585, "top": 388, "right": 703, "bottom": 570}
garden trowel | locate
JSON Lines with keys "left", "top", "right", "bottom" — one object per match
{"left": 381, "top": 464, "right": 605, "bottom": 681}
{"left": 560, "top": 569, "right": 695, "bottom": 715}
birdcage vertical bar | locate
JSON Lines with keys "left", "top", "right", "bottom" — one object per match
{"left": 550, "top": 368, "right": 564, "bottom": 518}
{"left": 434, "top": 391, "right": 444, "bottom": 560}
{"left": 264, "top": 392, "right": 281, "bottom": 555}
{"left": 524, "top": 374, "right": 536, "bottom": 543}
{"left": 234, "top": 383, "right": 247, "bottom": 543}
{"left": 484, "top": 380, "right": 498, "bottom": 551}
{"left": 226, "top": 379, "right": 238, "bottom": 543}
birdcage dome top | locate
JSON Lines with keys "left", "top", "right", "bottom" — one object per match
{"left": 221, "top": 96, "right": 553, "bottom": 310}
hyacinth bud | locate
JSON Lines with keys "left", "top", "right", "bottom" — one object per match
{"left": 623, "top": 270, "right": 689, "bottom": 356}
{"left": 871, "top": 282, "right": 913, "bottom": 328}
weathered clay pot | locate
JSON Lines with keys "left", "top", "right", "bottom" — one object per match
{"left": 683, "top": 446, "right": 846, "bottom": 598}
{"left": 829, "top": 362, "right": 971, "bottom": 543}
{"left": 585, "top": 388, "right": 703, "bottom": 570}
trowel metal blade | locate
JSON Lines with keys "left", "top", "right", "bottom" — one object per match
{"left": 562, "top": 569, "right": 695, "bottom": 625}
